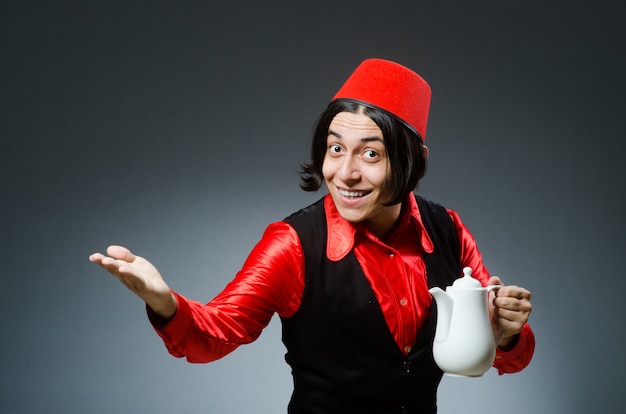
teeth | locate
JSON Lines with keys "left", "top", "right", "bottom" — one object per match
{"left": 340, "top": 189, "right": 367, "bottom": 198}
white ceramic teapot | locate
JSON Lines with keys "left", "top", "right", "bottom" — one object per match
{"left": 429, "top": 267, "right": 502, "bottom": 377}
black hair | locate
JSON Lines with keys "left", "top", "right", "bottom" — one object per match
{"left": 299, "top": 99, "right": 428, "bottom": 206}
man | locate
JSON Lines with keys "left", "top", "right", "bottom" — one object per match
{"left": 90, "top": 58, "right": 534, "bottom": 413}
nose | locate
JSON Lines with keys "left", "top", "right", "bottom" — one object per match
{"left": 337, "top": 154, "right": 361, "bottom": 183}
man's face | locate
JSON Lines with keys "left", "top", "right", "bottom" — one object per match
{"left": 322, "top": 110, "right": 401, "bottom": 237}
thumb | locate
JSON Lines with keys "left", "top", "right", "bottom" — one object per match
{"left": 487, "top": 275, "right": 504, "bottom": 287}
{"left": 106, "top": 245, "right": 136, "bottom": 262}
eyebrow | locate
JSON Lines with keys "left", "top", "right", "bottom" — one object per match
{"left": 328, "top": 130, "right": 385, "bottom": 144}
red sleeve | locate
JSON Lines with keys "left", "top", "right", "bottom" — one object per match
{"left": 147, "top": 222, "right": 305, "bottom": 363}
{"left": 447, "top": 209, "right": 535, "bottom": 374}
{"left": 494, "top": 324, "right": 535, "bottom": 374}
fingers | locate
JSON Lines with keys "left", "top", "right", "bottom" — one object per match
{"left": 492, "top": 307, "right": 530, "bottom": 335}
{"left": 495, "top": 285, "right": 532, "bottom": 302}
{"left": 106, "top": 245, "right": 136, "bottom": 262}
{"left": 89, "top": 246, "right": 136, "bottom": 277}
{"left": 493, "top": 286, "right": 532, "bottom": 315}
{"left": 492, "top": 285, "right": 532, "bottom": 336}
{"left": 489, "top": 277, "right": 532, "bottom": 300}
{"left": 91, "top": 255, "right": 126, "bottom": 276}
{"left": 493, "top": 301, "right": 531, "bottom": 319}
{"left": 88, "top": 252, "right": 105, "bottom": 263}
{"left": 89, "top": 245, "right": 135, "bottom": 266}
{"left": 484, "top": 276, "right": 533, "bottom": 340}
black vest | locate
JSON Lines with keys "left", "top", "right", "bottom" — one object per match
{"left": 281, "top": 195, "right": 461, "bottom": 414}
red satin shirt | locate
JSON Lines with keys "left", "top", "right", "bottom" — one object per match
{"left": 149, "top": 194, "right": 534, "bottom": 375}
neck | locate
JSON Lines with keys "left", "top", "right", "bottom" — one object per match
{"left": 363, "top": 203, "right": 403, "bottom": 241}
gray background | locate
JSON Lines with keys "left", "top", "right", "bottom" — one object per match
{"left": 2, "top": 1, "right": 625, "bottom": 413}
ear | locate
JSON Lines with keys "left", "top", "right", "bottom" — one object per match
{"left": 423, "top": 145, "right": 429, "bottom": 160}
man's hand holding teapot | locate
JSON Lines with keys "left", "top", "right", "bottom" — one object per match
{"left": 487, "top": 276, "right": 532, "bottom": 350}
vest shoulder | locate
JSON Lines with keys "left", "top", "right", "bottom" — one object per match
{"left": 284, "top": 197, "right": 326, "bottom": 225}
{"left": 414, "top": 194, "right": 453, "bottom": 224}
{"left": 414, "top": 194, "right": 449, "bottom": 212}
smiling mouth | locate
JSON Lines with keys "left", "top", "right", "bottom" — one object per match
{"left": 339, "top": 188, "right": 372, "bottom": 199}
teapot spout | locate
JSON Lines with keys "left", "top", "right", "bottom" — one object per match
{"left": 429, "top": 287, "right": 453, "bottom": 342}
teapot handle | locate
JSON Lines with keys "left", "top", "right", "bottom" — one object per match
{"left": 486, "top": 284, "right": 502, "bottom": 293}
{"left": 487, "top": 285, "right": 504, "bottom": 343}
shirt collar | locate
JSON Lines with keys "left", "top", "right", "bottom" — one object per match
{"left": 324, "top": 193, "right": 434, "bottom": 261}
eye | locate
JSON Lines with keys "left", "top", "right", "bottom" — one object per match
{"left": 363, "top": 149, "right": 380, "bottom": 160}
{"left": 329, "top": 144, "right": 342, "bottom": 154}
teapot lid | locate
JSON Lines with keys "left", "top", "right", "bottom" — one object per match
{"left": 452, "top": 267, "right": 483, "bottom": 288}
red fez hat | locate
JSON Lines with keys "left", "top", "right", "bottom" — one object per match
{"left": 332, "top": 58, "right": 431, "bottom": 141}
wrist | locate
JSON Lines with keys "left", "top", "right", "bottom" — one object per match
{"left": 145, "top": 290, "right": 178, "bottom": 321}
{"left": 498, "top": 333, "right": 520, "bottom": 351}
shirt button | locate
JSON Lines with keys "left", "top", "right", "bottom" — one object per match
{"left": 388, "top": 251, "right": 395, "bottom": 257}
{"left": 404, "top": 345, "right": 412, "bottom": 353}
{"left": 399, "top": 298, "right": 408, "bottom": 306}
